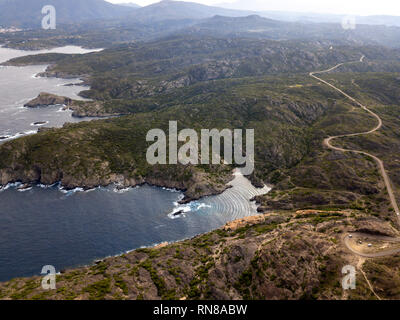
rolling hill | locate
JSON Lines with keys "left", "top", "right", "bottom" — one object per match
{"left": 125, "top": 0, "right": 255, "bottom": 23}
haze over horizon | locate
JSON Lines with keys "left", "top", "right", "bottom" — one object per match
{"left": 107, "top": 0, "right": 400, "bottom": 17}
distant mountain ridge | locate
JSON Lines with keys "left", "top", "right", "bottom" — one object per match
{"left": 0, "top": 0, "right": 259, "bottom": 29}
{"left": 175, "top": 14, "right": 400, "bottom": 48}
{"left": 259, "top": 11, "right": 400, "bottom": 28}
{"left": 3, "top": 0, "right": 400, "bottom": 31}
{"left": 217, "top": 0, "right": 400, "bottom": 27}
{"left": 0, "top": 0, "right": 135, "bottom": 28}
{"left": 2, "top": 0, "right": 400, "bottom": 50}
{"left": 124, "top": 0, "right": 256, "bottom": 23}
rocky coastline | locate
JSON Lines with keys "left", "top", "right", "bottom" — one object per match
{"left": 0, "top": 168, "right": 234, "bottom": 205}
{"left": 23, "top": 92, "right": 118, "bottom": 118}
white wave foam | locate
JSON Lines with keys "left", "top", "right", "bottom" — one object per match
{"left": 168, "top": 204, "right": 191, "bottom": 219}
{"left": 196, "top": 203, "right": 211, "bottom": 210}
{"left": 30, "top": 121, "right": 49, "bottom": 126}
{"left": 167, "top": 201, "right": 212, "bottom": 219}
{"left": 162, "top": 186, "right": 181, "bottom": 193}
{"left": 17, "top": 187, "right": 32, "bottom": 192}
{"left": 0, "top": 130, "right": 38, "bottom": 142}
{"left": 113, "top": 186, "right": 131, "bottom": 193}
{"left": 38, "top": 182, "right": 59, "bottom": 189}
{"left": 0, "top": 182, "right": 22, "bottom": 192}
{"left": 56, "top": 106, "right": 69, "bottom": 113}
{"left": 59, "top": 186, "right": 84, "bottom": 195}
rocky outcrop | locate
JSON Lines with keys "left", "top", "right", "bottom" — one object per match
{"left": 24, "top": 93, "right": 72, "bottom": 108}
{"left": 68, "top": 101, "right": 115, "bottom": 118}
{"left": 37, "top": 70, "right": 87, "bottom": 80}
{"left": 23, "top": 93, "right": 116, "bottom": 118}
{"left": 352, "top": 217, "right": 399, "bottom": 237}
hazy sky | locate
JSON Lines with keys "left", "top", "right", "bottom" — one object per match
{"left": 106, "top": 0, "right": 400, "bottom": 16}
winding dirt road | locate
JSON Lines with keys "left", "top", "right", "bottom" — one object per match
{"left": 309, "top": 56, "right": 400, "bottom": 298}
{"left": 310, "top": 55, "right": 400, "bottom": 269}
{"left": 310, "top": 56, "right": 400, "bottom": 224}
{"left": 343, "top": 233, "right": 400, "bottom": 258}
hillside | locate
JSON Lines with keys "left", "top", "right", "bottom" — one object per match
{"left": 1, "top": 209, "right": 398, "bottom": 300}
{"left": 2, "top": 11, "right": 400, "bottom": 300}
{"left": 6, "top": 37, "right": 400, "bottom": 102}
{"left": 2, "top": 38, "right": 400, "bottom": 220}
